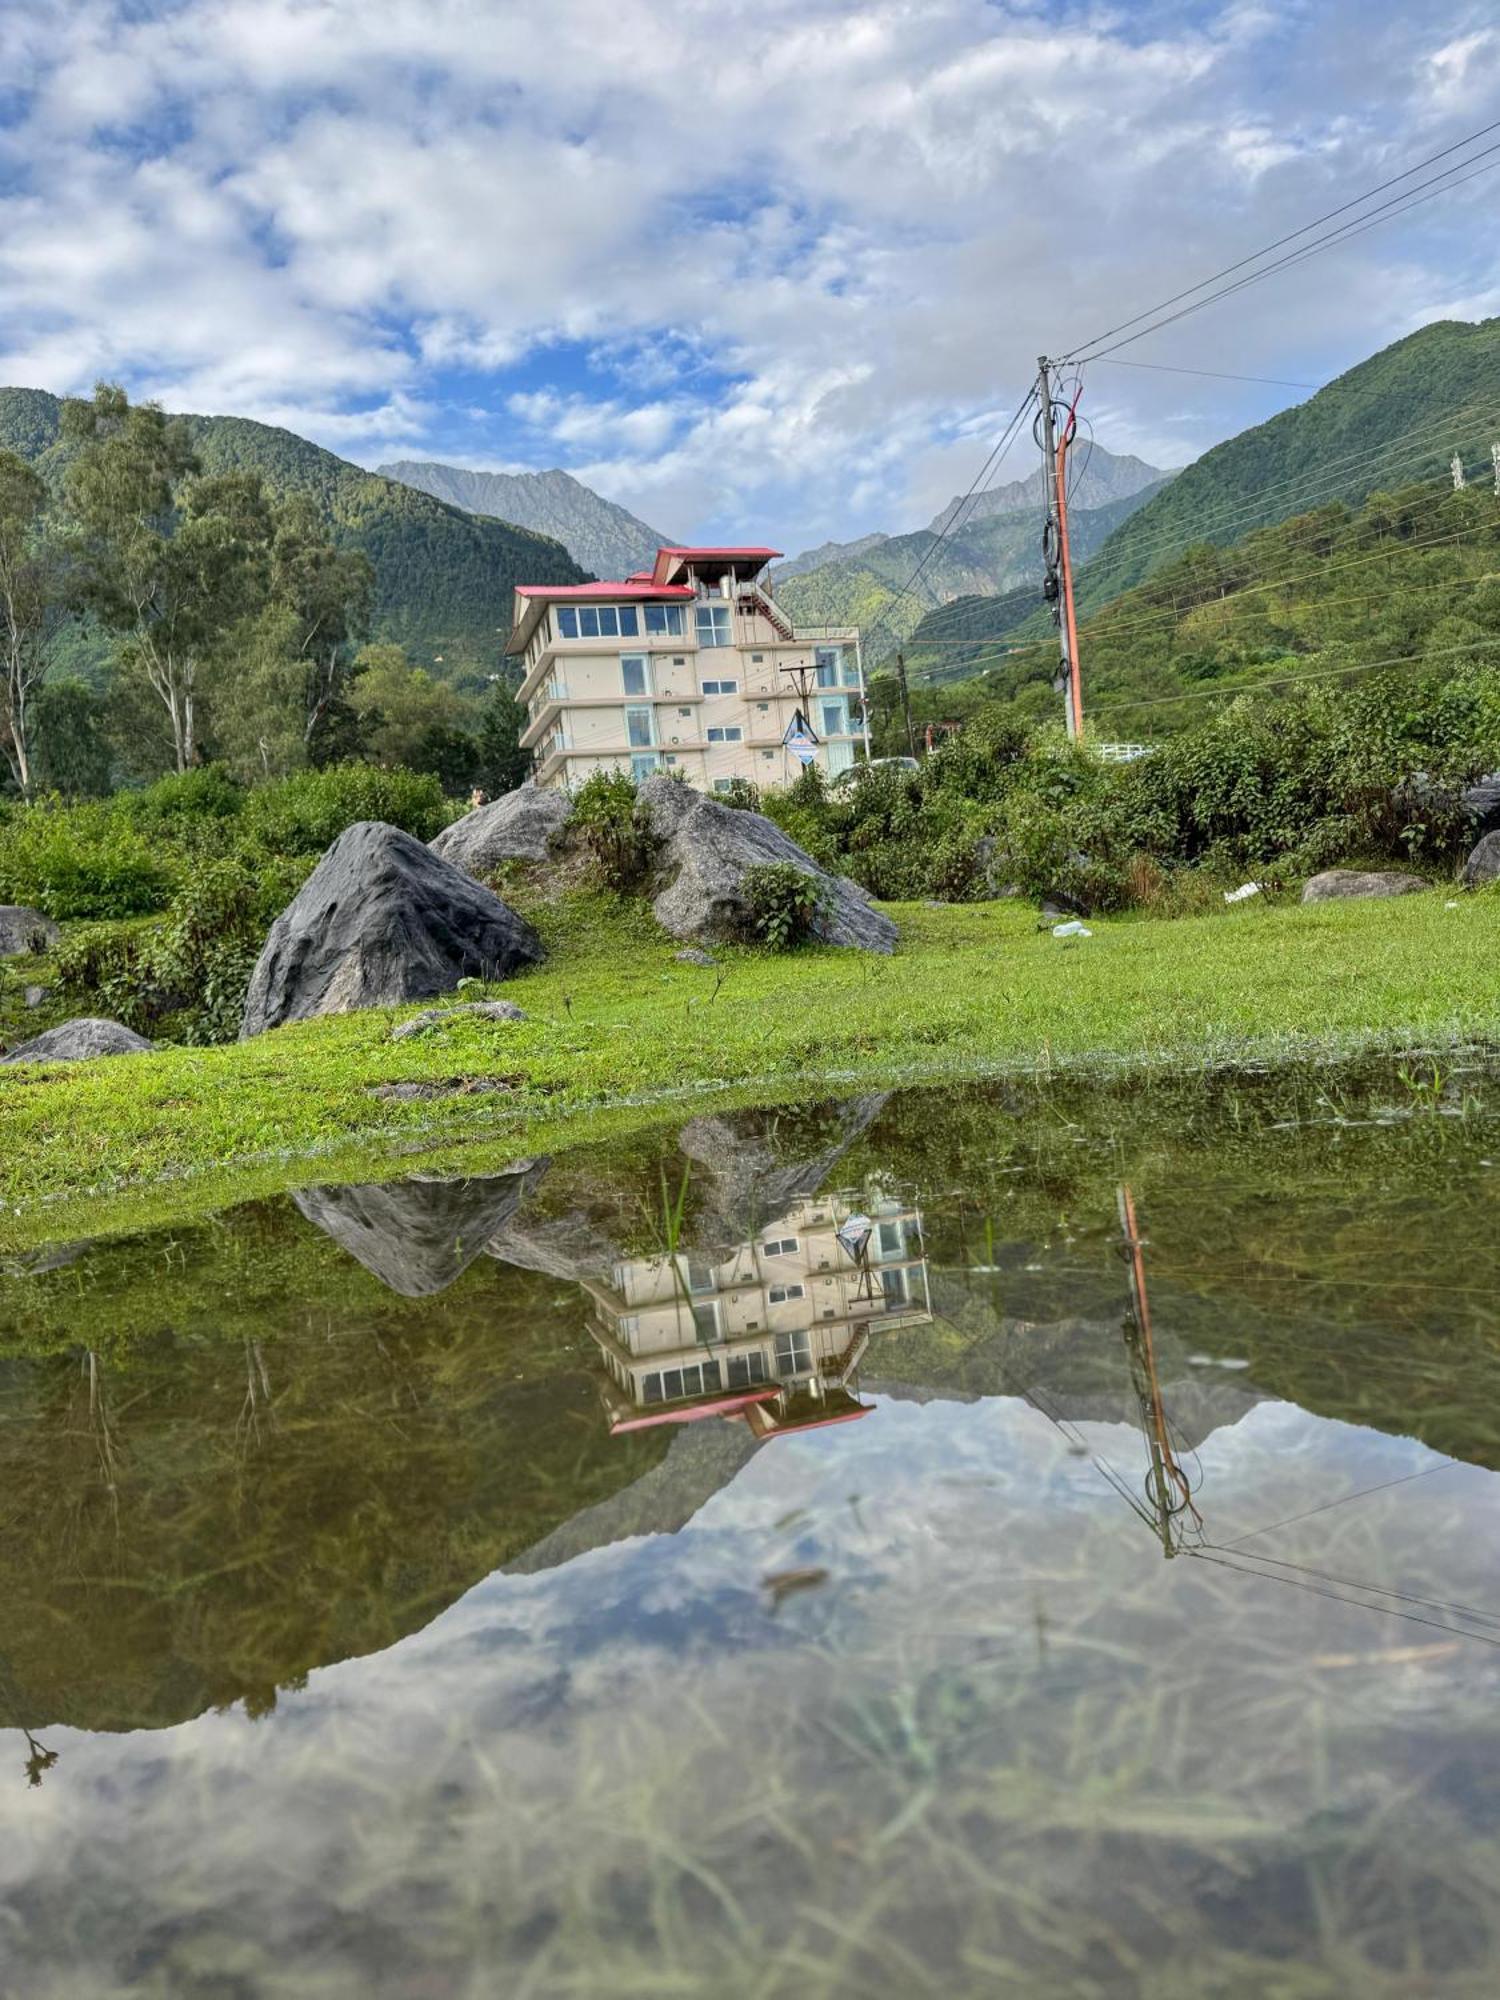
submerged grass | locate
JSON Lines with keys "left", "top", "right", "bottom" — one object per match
{"left": 1, "top": 887, "right": 1497, "bottom": 1251}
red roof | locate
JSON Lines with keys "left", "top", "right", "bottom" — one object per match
{"left": 652, "top": 544, "right": 782, "bottom": 585}
{"left": 513, "top": 580, "right": 694, "bottom": 601}
{"left": 609, "top": 1387, "right": 780, "bottom": 1435}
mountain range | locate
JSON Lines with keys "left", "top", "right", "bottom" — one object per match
{"left": 0, "top": 388, "right": 587, "bottom": 674}
{"left": 377, "top": 460, "right": 672, "bottom": 581}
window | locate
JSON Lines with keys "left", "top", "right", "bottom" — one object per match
{"left": 727, "top": 1351, "right": 769, "bottom": 1388}
{"left": 878, "top": 1220, "right": 905, "bottom": 1257}
{"left": 621, "top": 653, "right": 652, "bottom": 697}
{"left": 692, "top": 1300, "right": 719, "bottom": 1343}
{"left": 665, "top": 754, "right": 678, "bottom": 765}
{"left": 763, "top": 1236, "right": 799, "bottom": 1256}
{"left": 630, "top": 752, "right": 659, "bottom": 782}
{"left": 684, "top": 1257, "right": 716, "bottom": 1294}
{"left": 713, "top": 778, "right": 735, "bottom": 794}
{"left": 643, "top": 1372, "right": 664, "bottom": 1403}
{"left": 625, "top": 705, "right": 654, "bottom": 748}
{"left": 557, "top": 604, "right": 639, "bottom": 639}
{"left": 814, "top": 645, "right": 842, "bottom": 688}
{"left": 707, "top": 725, "right": 742, "bottom": 743}
{"left": 751, "top": 652, "right": 765, "bottom": 662}
{"left": 619, "top": 1313, "right": 640, "bottom": 1340}
{"left": 761, "top": 750, "right": 775, "bottom": 761}
{"left": 644, "top": 604, "right": 685, "bottom": 636}
{"left": 775, "top": 1330, "right": 812, "bottom": 1378}
{"left": 701, "top": 678, "right": 738, "bottom": 695}
{"left": 696, "top": 604, "right": 731, "bottom": 647}
{"left": 821, "top": 701, "right": 847, "bottom": 738}
{"left": 881, "top": 1267, "right": 910, "bottom": 1309}
{"left": 843, "top": 657, "right": 862, "bottom": 687}
{"left": 768, "top": 1283, "right": 805, "bottom": 1305}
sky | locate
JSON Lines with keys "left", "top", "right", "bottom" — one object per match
{"left": 1, "top": 1, "right": 1498, "bottom": 557}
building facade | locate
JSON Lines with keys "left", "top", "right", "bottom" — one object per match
{"left": 506, "top": 545, "right": 867, "bottom": 795}
{"left": 583, "top": 1192, "right": 931, "bottom": 1437}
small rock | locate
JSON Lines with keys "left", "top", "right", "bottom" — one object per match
{"left": 673, "top": 948, "right": 718, "bottom": 967}
{"left": 390, "top": 1000, "right": 528, "bottom": 1042}
{"left": 1040, "top": 889, "right": 1089, "bottom": 920}
{"left": 367, "top": 1077, "right": 517, "bottom": 1101}
{"left": 1462, "top": 830, "right": 1500, "bottom": 888}
{"left": 0, "top": 906, "right": 59, "bottom": 958}
{"left": 2, "top": 1018, "right": 153, "bottom": 1065}
{"left": 1301, "top": 869, "right": 1430, "bottom": 903}
{"left": 23, "top": 986, "right": 50, "bottom": 1009}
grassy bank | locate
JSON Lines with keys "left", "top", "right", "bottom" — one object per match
{"left": 1, "top": 888, "right": 1496, "bottom": 1253}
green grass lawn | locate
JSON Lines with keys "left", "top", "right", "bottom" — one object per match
{"left": 1, "top": 887, "right": 1496, "bottom": 1253}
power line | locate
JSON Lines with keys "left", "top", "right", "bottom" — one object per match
{"left": 1061, "top": 117, "right": 1500, "bottom": 364}
{"left": 1085, "top": 635, "right": 1500, "bottom": 719}
{"left": 1092, "top": 357, "right": 1322, "bottom": 391}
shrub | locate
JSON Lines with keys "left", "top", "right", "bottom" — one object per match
{"left": 117, "top": 764, "right": 246, "bottom": 829}
{"left": 0, "top": 800, "right": 177, "bottom": 918}
{"left": 714, "top": 777, "right": 760, "bottom": 811}
{"left": 571, "top": 771, "right": 659, "bottom": 891}
{"left": 739, "top": 862, "right": 825, "bottom": 949}
{"left": 241, "top": 763, "right": 454, "bottom": 854}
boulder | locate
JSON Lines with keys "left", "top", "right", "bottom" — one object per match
{"left": 637, "top": 776, "right": 896, "bottom": 952}
{"left": 390, "top": 999, "right": 528, "bottom": 1042}
{"left": 673, "top": 947, "right": 717, "bottom": 967}
{"left": 430, "top": 785, "right": 574, "bottom": 877}
{"left": 291, "top": 1161, "right": 549, "bottom": 1297}
{"left": 1462, "top": 830, "right": 1500, "bottom": 888}
{"left": 2, "top": 1018, "right": 152, "bottom": 1065}
{"left": 0, "top": 906, "right": 59, "bottom": 957}
{"left": 1301, "top": 869, "right": 1430, "bottom": 904}
{"left": 241, "top": 821, "right": 544, "bottom": 1037}
{"left": 1461, "top": 773, "right": 1500, "bottom": 834}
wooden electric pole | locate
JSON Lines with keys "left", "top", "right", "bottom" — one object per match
{"left": 1038, "top": 356, "right": 1084, "bottom": 740}
{"left": 895, "top": 650, "right": 916, "bottom": 759}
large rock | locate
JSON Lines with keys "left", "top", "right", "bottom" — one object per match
{"left": 292, "top": 1161, "right": 549, "bottom": 1297}
{"left": 637, "top": 776, "right": 896, "bottom": 952}
{"left": 1462, "top": 830, "right": 1500, "bottom": 888}
{"left": 2, "top": 1018, "right": 152, "bottom": 1064}
{"left": 1461, "top": 773, "right": 1500, "bottom": 834}
{"left": 1301, "top": 868, "right": 1430, "bottom": 904}
{"left": 241, "top": 821, "right": 544, "bottom": 1037}
{"left": 0, "top": 906, "right": 59, "bottom": 957}
{"left": 430, "top": 785, "right": 574, "bottom": 877}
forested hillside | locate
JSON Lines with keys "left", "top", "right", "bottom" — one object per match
{"left": 892, "top": 472, "right": 1500, "bottom": 740}
{"left": 777, "top": 479, "right": 1169, "bottom": 660}
{"left": 0, "top": 389, "right": 586, "bottom": 672}
{"left": 379, "top": 460, "right": 670, "bottom": 580}
{"left": 1076, "top": 316, "right": 1500, "bottom": 613}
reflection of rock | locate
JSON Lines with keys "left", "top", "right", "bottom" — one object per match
{"left": 430, "top": 785, "right": 575, "bottom": 875}
{"left": 639, "top": 775, "right": 897, "bottom": 952}
{"left": 241, "top": 821, "right": 544, "bottom": 1036}
{"left": 293, "top": 1162, "right": 550, "bottom": 1296}
{"left": 487, "top": 1205, "right": 623, "bottom": 1282}
{"left": 677, "top": 1094, "right": 889, "bottom": 1249}
{"left": 2, "top": 1017, "right": 153, "bottom": 1064}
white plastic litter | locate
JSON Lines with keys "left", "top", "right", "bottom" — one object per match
{"left": 1223, "top": 882, "right": 1262, "bottom": 904}
{"left": 1446, "top": 899, "right": 1460, "bottom": 909}
{"left": 1051, "top": 920, "right": 1092, "bottom": 939}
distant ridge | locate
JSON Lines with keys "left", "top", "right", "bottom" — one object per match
{"left": 378, "top": 460, "right": 672, "bottom": 581}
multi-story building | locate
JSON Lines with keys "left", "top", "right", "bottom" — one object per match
{"left": 506, "top": 545, "right": 868, "bottom": 795}
{"left": 583, "top": 1193, "right": 931, "bottom": 1438}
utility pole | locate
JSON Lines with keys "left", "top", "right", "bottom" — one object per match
{"left": 853, "top": 629, "right": 873, "bottom": 764}
{"left": 1038, "top": 356, "right": 1084, "bottom": 740}
{"left": 1452, "top": 452, "right": 1467, "bottom": 491}
{"left": 895, "top": 650, "right": 916, "bottom": 759}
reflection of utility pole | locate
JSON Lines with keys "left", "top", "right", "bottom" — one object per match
{"left": 1452, "top": 452, "right": 1467, "bottom": 491}
{"left": 23, "top": 1729, "right": 58, "bottom": 1788}
{"left": 1117, "top": 1184, "right": 1200, "bottom": 1558}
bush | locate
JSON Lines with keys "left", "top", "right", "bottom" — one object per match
{"left": 118, "top": 764, "right": 246, "bottom": 829}
{"left": 242, "top": 763, "right": 454, "bottom": 854}
{"left": 0, "top": 799, "right": 177, "bottom": 918}
{"left": 571, "top": 771, "right": 659, "bottom": 891}
{"left": 739, "top": 862, "right": 825, "bottom": 949}
{"left": 714, "top": 777, "right": 760, "bottom": 811}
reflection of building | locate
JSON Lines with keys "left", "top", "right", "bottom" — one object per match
{"left": 585, "top": 1194, "right": 931, "bottom": 1438}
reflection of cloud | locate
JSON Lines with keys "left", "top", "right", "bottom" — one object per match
{"left": 2, "top": 3, "right": 1494, "bottom": 546}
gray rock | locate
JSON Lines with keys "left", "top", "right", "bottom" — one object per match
{"left": 0, "top": 906, "right": 59, "bottom": 957}
{"left": 367, "top": 1077, "right": 514, "bottom": 1101}
{"left": 2, "top": 1018, "right": 153, "bottom": 1065}
{"left": 1461, "top": 773, "right": 1500, "bottom": 833}
{"left": 241, "top": 821, "right": 544, "bottom": 1037}
{"left": 637, "top": 776, "right": 896, "bottom": 953}
{"left": 291, "top": 1161, "right": 549, "bottom": 1297}
{"left": 390, "top": 999, "right": 528, "bottom": 1041}
{"left": 23, "top": 986, "right": 49, "bottom": 1009}
{"left": 1301, "top": 868, "right": 1430, "bottom": 903}
{"left": 1462, "top": 830, "right": 1500, "bottom": 888}
{"left": 430, "top": 785, "right": 574, "bottom": 876}
{"left": 673, "top": 947, "right": 717, "bottom": 967}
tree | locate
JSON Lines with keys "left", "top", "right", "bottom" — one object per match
{"left": 30, "top": 679, "right": 113, "bottom": 796}
{"left": 64, "top": 385, "right": 274, "bottom": 773}
{"left": 349, "top": 644, "right": 469, "bottom": 768}
{"left": 474, "top": 682, "right": 531, "bottom": 794}
{"left": 0, "top": 451, "right": 73, "bottom": 797}
{"left": 267, "top": 496, "right": 373, "bottom": 747}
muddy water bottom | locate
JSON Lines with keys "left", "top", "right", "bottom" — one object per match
{"left": 3, "top": 1061, "right": 1500, "bottom": 1997}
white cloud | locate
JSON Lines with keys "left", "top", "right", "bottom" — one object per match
{"left": 2, "top": 0, "right": 1495, "bottom": 549}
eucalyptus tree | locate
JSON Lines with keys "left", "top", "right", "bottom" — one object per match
{"left": 0, "top": 450, "right": 73, "bottom": 797}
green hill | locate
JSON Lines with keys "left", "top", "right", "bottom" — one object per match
{"left": 0, "top": 388, "right": 587, "bottom": 674}
{"left": 778, "top": 480, "right": 1169, "bottom": 663}
{"left": 1076, "top": 316, "right": 1500, "bottom": 615}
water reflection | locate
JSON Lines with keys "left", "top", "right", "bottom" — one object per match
{"left": 3, "top": 1070, "right": 1500, "bottom": 1993}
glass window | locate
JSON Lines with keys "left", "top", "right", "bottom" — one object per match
{"left": 881, "top": 1267, "right": 909, "bottom": 1308}
{"left": 701, "top": 678, "right": 738, "bottom": 695}
{"left": 822, "top": 701, "right": 846, "bottom": 738}
{"left": 815, "top": 645, "right": 842, "bottom": 688}
{"left": 576, "top": 607, "right": 598, "bottom": 637}
{"left": 692, "top": 1301, "right": 719, "bottom": 1343}
{"left": 768, "top": 1283, "right": 805, "bottom": 1304}
{"left": 713, "top": 778, "right": 735, "bottom": 794}
{"left": 727, "top": 1352, "right": 768, "bottom": 1388}
{"left": 707, "top": 725, "right": 743, "bottom": 743}
{"left": 774, "top": 1330, "right": 811, "bottom": 1378}
{"left": 617, "top": 606, "right": 639, "bottom": 636}
{"left": 764, "top": 1237, "right": 798, "bottom": 1256}
{"left": 630, "top": 752, "right": 659, "bottom": 783}
{"left": 696, "top": 604, "right": 731, "bottom": 648}
{"left": 685, "top": 1257, "right": 716, "bottom": 1294}
{"left": 625, "top": 705, "right": 654, "bottom": 748}
{"left": 642, "top": 1372, "right": 663, "bottom": 1403}
{"left": 558, "top": 606, "right": 579, "bottom": 639}
{"left": 702, "top": 1358, "right": 722, "bottom": 1390}
{"left": 662, "top": 1369, "right": 684, "bottom": 1400}
{"left": 878, "top": 1220, "right": 904, "bottom": 1256}
{"left": 645, "top": 605, "right": 685, "bottom": 636}
{"left": 621, "top": 654, "right": 652, "bottom": 697}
